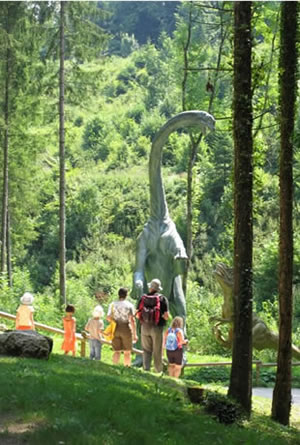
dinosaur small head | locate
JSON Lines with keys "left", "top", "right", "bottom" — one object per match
{"left": 214, "top": 263, "right": 233, "bottom": 289}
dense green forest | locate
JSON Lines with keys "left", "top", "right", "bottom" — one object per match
{"left": 0, "top": 1, "right": 299, "bottom": 359}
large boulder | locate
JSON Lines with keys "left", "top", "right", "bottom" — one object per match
{"left": 0, "top": 330, "right": 53, "bottom": 359}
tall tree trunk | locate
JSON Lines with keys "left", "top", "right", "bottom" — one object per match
{"left": 181, "top": 4, "right": 193, "bottom": 296}
{"left": 228, "top": 1, "right": 253, "bottom": 416}
{"left": 59, "top": 1, "right": 66, "bottom": 305}
{"left": 271, "top": 1, "right": 298, "bottom": 426}
{"left": 1, "top": 44, "right": 10, "bottom": 275}
{"left": 181, "top": 4, "right": 192, "bottom": 113}
{"left": 183, "top": 135, "right": 200, "bottom": 295}
{"left": 6, "top": 208, "right": 12, "bottom": 287}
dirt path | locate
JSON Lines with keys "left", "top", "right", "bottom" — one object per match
{"left": 0, "top": 414, "right": 43, "bottom": 444}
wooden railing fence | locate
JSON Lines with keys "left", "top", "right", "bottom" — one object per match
{"left": 0, "top": 310, "right": 143, "bottom": 357}
{"left": 1, "top": 310, "right": 299, "bottom": 384}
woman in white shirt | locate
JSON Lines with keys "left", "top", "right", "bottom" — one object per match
{"left": 107, "top": 288, "right": 138, "bottom": 366}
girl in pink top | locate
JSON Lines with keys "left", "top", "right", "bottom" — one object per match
{"left": 16, "top": 292, "right": 35, "bottom": 330}
{"left": 61, "top": 304, "right": 76, "bottom": 356}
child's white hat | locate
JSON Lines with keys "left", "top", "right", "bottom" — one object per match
{"left": 93, "top": 305, "right": 104, "bottom": 318}
{"left": 20, "top": 292, "right": 34, "bottom": 305}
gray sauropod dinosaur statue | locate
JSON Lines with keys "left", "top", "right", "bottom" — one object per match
{"left": 211, "top": 262, "right": 300, "bottom": 359}
{"left": 132, "top": 111, "right": 215, "bottom": 322}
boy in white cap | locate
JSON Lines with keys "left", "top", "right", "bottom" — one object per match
{"left": 15, "top": 292, "right": 35, "bottom": 330}
{"left": 85, "top": 305, "right": 104, "bottom": 360}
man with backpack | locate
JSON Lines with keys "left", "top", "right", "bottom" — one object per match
{"left": 136, "top": 278, "right": 169, "bottom": 372}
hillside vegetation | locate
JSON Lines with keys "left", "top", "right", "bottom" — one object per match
{"left": 0, "top": 1, "right": 299, "bottom": 360}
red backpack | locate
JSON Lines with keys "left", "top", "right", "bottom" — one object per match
{"left": 138, "top": 294, "right": 161, "bottom": 325}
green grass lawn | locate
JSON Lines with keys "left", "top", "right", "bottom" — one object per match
{"left": 0, "top": 337, "right": 299, "bottom": 445}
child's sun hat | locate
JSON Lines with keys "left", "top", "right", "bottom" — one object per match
{"left": 20, "top": 292, "right": 34, "bottom": 305}
{"left": 93, "top": 305, "right": 104, "bottom": 318}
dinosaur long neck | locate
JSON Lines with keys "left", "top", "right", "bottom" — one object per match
{"left": 149, "top": 144, "right": 169, "bottom": 221}
{"left": 149, "top": 111, "right": 215, "bottom": 221}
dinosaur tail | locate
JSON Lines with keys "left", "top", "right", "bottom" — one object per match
{"left": 269, "top": 332, "right": 300, "bottom": 360}
{"left": 292, "top": 344, "right": 300, "bottom": 360}
{"left": 212, "top": 322, "right": 232, "bottom": 348}
{"left": 253, "top": 331, "right": 300, "bottom": 360}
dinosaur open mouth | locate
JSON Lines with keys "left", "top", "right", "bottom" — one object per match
{"left": 214, "top": 263, "right": 233, "bottom": 286}
{"left": 214, "top": 263, "right": 226, "bottom": 278}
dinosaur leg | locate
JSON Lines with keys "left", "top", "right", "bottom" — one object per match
{"left": 170, "top": 275, "right": 187, "bottom": 329}
{"left": 132, "top": 229, "right": 149, "bottom": 298}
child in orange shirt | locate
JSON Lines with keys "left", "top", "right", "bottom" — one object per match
{"left": 163, "top": 316, "right": 188, "bottom": 379}
{"left": 61, "top": 304, "right": 76, "bottom": 356}
{"left": 16, "top": 292, "right": 35, "bottom": 330}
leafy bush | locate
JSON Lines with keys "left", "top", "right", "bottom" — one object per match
{"left": 126, "top": 103, "right": 146, "bottom": 124}
{"left": 184, "top": 366, "right": 231, "bottom": 385}
{"left": 258, "top": 369, "right": 277, "bottom": 386}
{"left": 186, "top": 280, "right": 228, "bottom": 356}
{"left": 253, "top": 237, "right": 279, "bottom": 310}
{"left": 82, "top": 117, "right": 111, "bottom": 162}
{"left": 140, "top": 109, "right": 163, "bottom": 139}
{"left": 0, "top": 267, "right": 33, "bottom": 314}
{"left": 33, "top": 292, "right": 62, "bottom": 329}
{"left": 203, "top": 391, "right": 245, "bottom": 424}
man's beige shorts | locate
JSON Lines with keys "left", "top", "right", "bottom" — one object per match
{"left": 112, "top": 322, "right": 132, "bottom": 351}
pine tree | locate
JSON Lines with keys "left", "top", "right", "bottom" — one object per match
{"left": 40, "top": 1, "right": 108, "bottom": 304}
{"left": 228, "top": 1, "right": 253, "bottom": 416}
{"left": 0, "top": 2, "right": 36, "bottom": 280}
{"left": 59, "top": 1, "right": 66, "bottom": 305}
{"left": 272, "top": 1, "right": 298, "bottom": 426}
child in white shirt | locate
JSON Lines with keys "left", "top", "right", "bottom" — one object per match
{"left": 16, "top": 292, "right": 35, "bottom": 330}
{"left": 85, "top": 305, "right": 104, "bottom": 360}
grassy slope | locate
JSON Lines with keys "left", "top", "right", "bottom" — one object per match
{"left": 0, "top": 340, "right": 299, "bottom": 445}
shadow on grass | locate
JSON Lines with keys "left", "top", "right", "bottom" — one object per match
{"left": 0, "top": 354, "right": 299, "bottom": 445}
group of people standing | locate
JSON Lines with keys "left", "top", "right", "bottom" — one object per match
{"left": 15, "top": 278, "right": 188, "bottom": 379}
{"left": 83, "top": 278, "right": 188, "bottom": 378}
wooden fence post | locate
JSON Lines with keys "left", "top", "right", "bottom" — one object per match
{"left": 255, "top": 361, "right": 261, "bottom": 386}
{"left": 80, "top": 338, "right": 86, "bottom": 358}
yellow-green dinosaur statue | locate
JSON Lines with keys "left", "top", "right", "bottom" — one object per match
{"left": 211, "top": 262, "right": 300, "bottom": 360}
